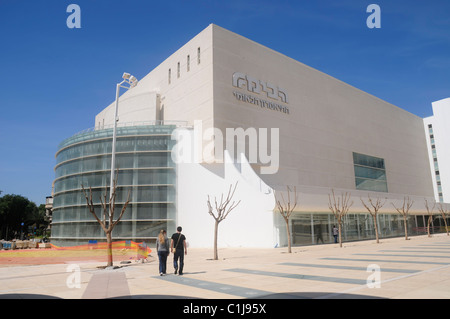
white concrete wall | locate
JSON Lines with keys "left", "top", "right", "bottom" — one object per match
{"left": 94, "top": 25, "right": 436, "bottom": 203}
{"left": 95, "top": 24, "right": 214, "bottom": 130}
{"left": 95, "top": 92, "right": 160, "bottom": 128}
{"left": 210, "top": 24, "right": 434, "bottom": 200}
{"left": 174, "top": 128, "right": 276, "bottom": 248}
{"left": 90, "top": 24, "right": 445, "bottom": 247}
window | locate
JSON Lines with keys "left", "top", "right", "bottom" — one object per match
{"left": 428, "top": 123, "right": 443, "bottom": 201}
{"left": 177, "top": 62, "right": 180, "bottom": 78}
{"left": 197, "top": 47, "right": 201, "bottom": 64}
{"left": 353, "top": 152, "right": 388, "bottom": 192}
{"left": 168, "top": 68, "right": 171, "bottom": 84}
{"left": 187, "top": 55, "right": 190, "bottom": 72}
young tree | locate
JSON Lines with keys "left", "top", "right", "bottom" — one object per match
{"left": 82, "top": 172, "right": 131, "bottom": 267}
{"left": 437, "top": 203, "right": 449, "bottom": 236}
{"left": 360, "top": 195, "right": 386, "bottom": 243}
{"left": 275, "top": 186, "right": 298, "bottom": 253}
{"left": 328, "top": 189, "right": 353, "bottom": 248}
{"left": 424, "top": 199, "right": 436, "bottom": 238}
{"left": 391, "top": 196, "right": 414, "bottom": 240}
{"left": 207, "top": 182, "right": 241, "bottom": 260}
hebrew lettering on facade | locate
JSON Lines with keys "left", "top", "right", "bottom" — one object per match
{"left": 232, "top": 72, "right": 247, "bottom": 89}
{"left": 278, "top": 88, "right": 288, "bottom": 103}
{"left": 246, "top": 75, "right": 261, "bottom": 94}
{"left": 232, "top": 72, "right": 288, "bottom": 104}
{"left": 261, "top": 81, "right": 278, "bottom": 100}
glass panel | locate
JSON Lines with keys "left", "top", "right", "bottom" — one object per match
{"left": 354, "top": 166, "right": 386, "bottom": 180}
{"left": 52, "top": 125, "right": 177, "bottom": 243}
{"left": 292, "top": 215, "right": 312, "bottom": 245}
{"left": 312, "top": 214, "right": 332, "bottom": 244}
{"left": 355, "top": 178, "right": 388, "bottom": 192}
{"left": 353, "top": 152, "right": 387, "bottom": 192}
{"left": 273, "top": 212, "right": 429, "bottom": 248}
{"left": 353, "top": 152, "right": 385, "bottom": 169}
{"left": 342, "top": 214, "right": 359, "bottom": 241}
{"left": 358, "top": 213, "right": 374, "bottom": 239}
{"left": 113, "top": 221, "right": 168, "bottom": 238}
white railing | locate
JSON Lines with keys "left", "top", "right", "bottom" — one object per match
{"left": 58, "top": 120, "right": 192, "bottom": 150}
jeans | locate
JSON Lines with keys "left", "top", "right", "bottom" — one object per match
{"left": 173, "top": 249, "right": 184, "bottom": 274}
{"left": 158, "top": 251, "right": 168, "bottom": 274}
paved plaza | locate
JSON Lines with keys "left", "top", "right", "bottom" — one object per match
{"left": 0, "top": 234, "right": 449, "bottom": 299}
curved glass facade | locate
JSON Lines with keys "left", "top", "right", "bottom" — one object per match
{"left": 51, "top": 125, "right": 177, "bottom": 246}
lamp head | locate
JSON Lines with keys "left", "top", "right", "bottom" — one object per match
{"left": 129, "top": 75, "right": 138, "bottom": 87}
{"left": 122, "top": 72, "right": 131, "bottom": 80}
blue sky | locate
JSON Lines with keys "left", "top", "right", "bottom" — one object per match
{"left": 0, "top": 0, "right": 449, "bottom": 205}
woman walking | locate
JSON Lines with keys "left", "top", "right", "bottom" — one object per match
{"left": 156, "top": 229, "right": 169, "bottom": 276}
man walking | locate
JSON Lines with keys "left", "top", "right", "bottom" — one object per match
{"left": 332, "top": 225, "right": 339, "bottom": 243}
{"left": 171, "top": 226, "right": 187, "bottom": 275}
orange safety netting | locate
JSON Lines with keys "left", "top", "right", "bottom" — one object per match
{"left": 0, "top": 241, "right": 153, "bottom": 265}
{"left": 50, "top": 240, "right": 152, "bottom": 254}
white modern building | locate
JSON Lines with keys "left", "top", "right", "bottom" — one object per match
{"left": 52, "top": 24, "right": 450, "bottom": 248}
{"left": 424, "top": 98, "right": 450, "bottom": 204}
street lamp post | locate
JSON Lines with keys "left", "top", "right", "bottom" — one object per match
{"left": 109, "top": 73, "right": 138, "bottom": 216}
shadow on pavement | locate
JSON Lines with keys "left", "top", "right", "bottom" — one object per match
{"left": 0, "top": 292, "right": 386, "bottom": 299}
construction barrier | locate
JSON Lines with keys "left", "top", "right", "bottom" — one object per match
{"left": 49, "top": 240, "right": 152, "bottom": 254}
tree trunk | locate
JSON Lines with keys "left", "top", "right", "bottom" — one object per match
{"left": 338, "top": 222, "right": 343, "bottom": 248}
{"left": 427, "top": 216, "right": 432, "bottom": 238}
{"left": 106, "top": 231, "right": 113, "bottom": 267}
{"left": 403, "top": 216, "right": 408, "bottom": 240}
{"left": 285, "top": 218, "right": 292, "bottom": 253}
{"left": 373, "top": 215, "right": 379, "bottom": 243}
{"left": 443, "top": 217, "right": 449, "bottom": 236}
{"left": 213, "top": 220, "right": 219, "bottom": 260}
